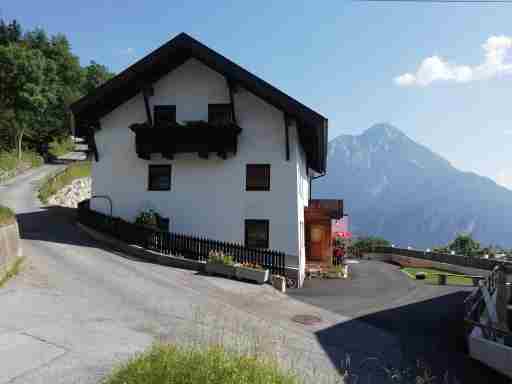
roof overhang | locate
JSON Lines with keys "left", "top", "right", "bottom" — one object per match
{"left": 70, "top": 33, "right": 327, "bottom": 173}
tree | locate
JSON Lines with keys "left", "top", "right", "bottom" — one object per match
{"left": 448, "top": 234, "right": 480, "bottom": 257}
{"left": 0, "top": 19, "right": 22, "bottom": 45}
{"left": 82, "top": 61, "right": 114, "bottom": 94}
{"left": 352, "top": 236, "right": 390, "bottom": 251}
{"left": 0, "top": 44, "right": 58, "bottom": 159}
{"left": 0, "top": 18, "right": 114, "bottom": 156}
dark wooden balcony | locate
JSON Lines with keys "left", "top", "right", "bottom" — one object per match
{"left": 130, "top": 103, "right": 241, "bottom": 160}
{"left": 307, "top": 199, "right": 344, "bottom": 220}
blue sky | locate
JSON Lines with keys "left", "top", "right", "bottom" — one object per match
{"left": 3, "top": 1, "right": 511, "bottom": 187}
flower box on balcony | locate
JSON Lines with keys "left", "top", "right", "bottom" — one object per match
{"left": 235, "top": 266, "right": 269, "bottom": 284}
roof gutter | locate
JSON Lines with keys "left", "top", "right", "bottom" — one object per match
{"left": 309, "top": 172, "right": 326, "bottom": 203}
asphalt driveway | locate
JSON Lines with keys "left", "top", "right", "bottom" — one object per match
{"left": 289, "top": 260, "right": 508, "bottom": 383}
{"left": 0, "top": 163, "right": 388, "bottom": 383}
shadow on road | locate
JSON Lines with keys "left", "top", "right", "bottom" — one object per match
{"left": 314, "top": 291, "right": 508, "bottom": 384}
{"left": 17, "top": 206, "right": 98, "bottom": 249}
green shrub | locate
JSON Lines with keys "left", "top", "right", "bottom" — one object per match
{"left": 21, "top": 150, "right": 44, "bottom": 168}
{"left": 0, "top": 205, "right": 15, "bottom": 227}
{"left": 48, "top": 137, "right": 75, "bottom": 158}
{"left": 134, "top": 209, "right": 160, "bottom": 228}
{"left": 102, "top": 344, "right": 299, "bottom": 384}
{"left": 0, "top": 151, "right": 18, "bottom": 172}
{"left": 0, "top": 150, "right": 43, "bottom": 172}
{"left": 38, "top": 161, "right": 91, "bottom": 204}
{"left": 208, "top": 250, "right": 235, "bottom": 266}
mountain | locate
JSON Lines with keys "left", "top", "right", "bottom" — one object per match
{"left": 313, "top": 123, "right": 512, "bottom": 248}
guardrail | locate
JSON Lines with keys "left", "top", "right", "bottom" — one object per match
{"left": 371, "top": 246, "right": 511, "bottom": 272}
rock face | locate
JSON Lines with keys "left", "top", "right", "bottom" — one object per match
{"left": 48, "top": 177, "right": 91, "bottom": 208}
{"left": 314, "top": 123, "right": 512, "bottom": 248}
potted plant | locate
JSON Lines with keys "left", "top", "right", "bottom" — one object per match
{"left": 135, "top": 209, "right": 159, "bottom": 228}
{"left": 205, "top": 251, "right": 236, "bottom": 278}
{"left": 323, "top": 264, "right": 344, "bottom": 279}
{"left": 235, "top": 262, "right": 269, "bottom": 284}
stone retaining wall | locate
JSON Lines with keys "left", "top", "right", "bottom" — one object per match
{"left": 0, "top": 222, "right": 22, "bottom": 270}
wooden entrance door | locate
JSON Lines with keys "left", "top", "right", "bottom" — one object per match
{"left": 309, "top": 224, "right": 325, "bottom": 262}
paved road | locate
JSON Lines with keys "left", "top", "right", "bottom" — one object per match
{"left": 289, "top": 260, "right": 509, "bottom": 383}
{"left": 2, "top": 164, "right": 507, "bottom": 383}
{"left": 0, "top": 163, "right": 398, "bottom": 384}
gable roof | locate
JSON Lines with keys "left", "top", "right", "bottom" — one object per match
{"left": 70, "top": 32, "right": 328, "bottom": 173}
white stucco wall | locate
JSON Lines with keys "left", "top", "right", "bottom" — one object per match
{"left": 91, "top": 59, "right": 307, "bottom": 267}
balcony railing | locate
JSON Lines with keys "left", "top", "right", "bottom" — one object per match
{"left": 130, "top": 119, "right": 242, "bottom": 160}
{"left": 308, "top": 199, "right": 344, "bottom": 219}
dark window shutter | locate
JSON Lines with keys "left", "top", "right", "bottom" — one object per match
{"left": 246, "top": 164, "right": 270, "bottom": 191}
{"left": 148, "top": 165, "right": 171, "bottom": 191}
{"left": 245, "top": 220, "right": 269, "bottom": 249}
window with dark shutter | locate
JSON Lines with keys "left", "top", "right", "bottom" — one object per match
{"left": 245, "top": 220, "right": 269, "bottom": 249}
{"left": 148, "top": 165, "right": 171, "bottom": 191}
{"left": 246, "top": 164, "right": 270, "bottom": 191}
{"left": 154, "top": 105, "right": 176, "bottom": 126}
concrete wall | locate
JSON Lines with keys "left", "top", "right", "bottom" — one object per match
{"left": 0, "top": 222, "right": 22, "bottom": 270}
{"left": 91, "top": 58, "right": 306, "bottom": 274}
{"left": 365, "top": 252, "right": 490, "bottom": 277}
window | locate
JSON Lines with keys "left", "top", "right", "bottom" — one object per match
{"left": 148, "top": 165, "right": 171, "bottom": 191}
{"left": 245, "top": 220, "right": 269, "bottom": 249}
{"left": 208, "top": 103, "right": 232, "bottom": 124}
{"left": 246, "top": 164, "right": 270, "bottom": 191}
{"left": 153, "top": 105, "right": 176, "bottom": 126}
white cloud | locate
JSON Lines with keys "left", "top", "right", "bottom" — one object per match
{"left": 395, "top": 35, "right": 512, "bottom": 87}
{"left": 118, "top": 47, "right": 135, "bottom": 56}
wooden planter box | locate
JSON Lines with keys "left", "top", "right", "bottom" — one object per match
{"left": 235, "top": 267, "right": 269, "bottom": 284}
{"left": 205, "top": 263, "right": 236, "bottom": 278}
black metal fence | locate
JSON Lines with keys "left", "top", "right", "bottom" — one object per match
{"left": 77, "top": 200, "right": 286, "bottom": 275}
{"left": 371, "top": 246, "right": 510, "bottom": 272}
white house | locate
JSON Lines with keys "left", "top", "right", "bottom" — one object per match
{"left": 71, "top": 33, "right": 330, "bottom": 285}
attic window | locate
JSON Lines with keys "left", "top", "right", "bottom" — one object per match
{"left": 154, "top": 105, "right": 176, "bottom": 126}
{"left": 208, "top": 104, "right": 232, "bottom": 124}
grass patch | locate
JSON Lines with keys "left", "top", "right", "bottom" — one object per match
{"left": 0, "top": 205, "right": 15, "bottom": 227}
{"left": 0, "top": 150, "right": 43, "bottom": 173}
{"left": 48, "top": 137, "right": 75, "bottom": 158}
{"left": 38, "top": 161, "right": 91, "bottom": 204}
{"left": 103, "top": 343, "right": 299, "bottom": 384}
{"left": 0, "top": 257, "right": 25, "bottom": 288}
{"left": 402, "top": 267, "right": 473, "bottom": 286}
